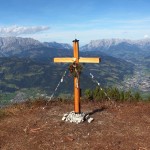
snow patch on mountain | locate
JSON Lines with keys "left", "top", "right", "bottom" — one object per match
{"left": 44, "top": 41, "right": 72, "bottom": 49}
{"left": 0, "top": 37, "right": 44, "bottom": 53}
{"left": 81, "top": 38, "right": 150, "bottom": 51}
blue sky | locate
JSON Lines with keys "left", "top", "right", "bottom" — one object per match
{"left": 0, "top": 0, "right": 150, "bottom": 45}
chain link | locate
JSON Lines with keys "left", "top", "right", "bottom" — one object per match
{"left": 89, "top": 73, "right": 111, "bottom": 101}
{"left": 46, "top": 69, "right": 67, "bottom": 102}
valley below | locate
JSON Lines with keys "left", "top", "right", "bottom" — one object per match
{"left": 122, "top": 63, "right": 150, "bottom": 96}
{"left": 0, "top": 37, "right": 150, "bottom": 106}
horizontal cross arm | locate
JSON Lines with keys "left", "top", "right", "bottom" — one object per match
{"left": 79, "top": 57, "right": 100, "bottom": 63}
{"left": 54, "top": 57, "right": 76, "bottom": 63}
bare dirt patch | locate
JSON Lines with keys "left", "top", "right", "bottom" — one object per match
{"left": 0, "top": 101, "right": 150, "bottom": 150}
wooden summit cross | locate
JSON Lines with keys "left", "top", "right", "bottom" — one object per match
{"left": 54, "top": 39, "right": 100, "bottom": 114}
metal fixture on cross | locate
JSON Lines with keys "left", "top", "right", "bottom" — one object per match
{"left": 54, "top": 39, "right": 100, "bottom": 114}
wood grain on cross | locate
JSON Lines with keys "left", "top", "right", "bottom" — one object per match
{"left": 54, "top": 39, "right": 100, "bottom": 114}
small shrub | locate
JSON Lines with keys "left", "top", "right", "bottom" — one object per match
{"left": 134, "top": 92, "right": 142, "bottom": 102}
{"left": 83, "top": 87, "right": 143, "bottom": 102}
{"left": 84, "top": 89, "right": 93, "bottom": 100}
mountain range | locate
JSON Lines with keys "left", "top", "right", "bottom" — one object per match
{"left": 1, "top": 37, "right": 150, "bottom": 63}
{"left": 0, "top": 37, "right": 149, "bottom": 103}
{"left": 81, "top": 38, "right": 150, "bottom": 51}
{"left": 0, "top": 37, "right": 72, "bottom": 57}
{"left": 81, "top": 38, "right": 150, "bottom": 63}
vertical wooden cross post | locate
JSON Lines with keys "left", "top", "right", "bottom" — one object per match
{"left": 54, "top": 39, "right": 100, "bottom": 114}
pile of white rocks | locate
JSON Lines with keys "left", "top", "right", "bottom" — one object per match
{"left": 62, "top": 111, "right": 94, "bottom": 124}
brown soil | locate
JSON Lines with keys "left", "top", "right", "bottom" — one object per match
{"left": 0, "top": 100, "right": 150, "bottom": 150}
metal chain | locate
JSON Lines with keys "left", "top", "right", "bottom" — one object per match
{"left": 46, "top": 69, "right": 67, "bottom": 103}
{"left": 47, "top": 62, "right": 79, "bottom": 103}
{"left": 89, "top": 73, "right": 111, "bottom": 101}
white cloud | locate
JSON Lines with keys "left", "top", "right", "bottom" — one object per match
{"left": 0, "top": 25, "right": 50, "bottom": 36}
{"left": 144, "top": 34, "right": 149, "bottom": 38}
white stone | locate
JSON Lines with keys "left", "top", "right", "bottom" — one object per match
{"left": 63, "top": 113, "right": 68, "bottom": 117}
{"left": 62, "top": 117, "right": 66, "bottom": 121}
{"left": 85, "top": 114, "right": 89, "bottom": 120}
{"left": 88, "top": 118, "right": 94, "bottom": 123}
{"left": 62, "top": 111, "right": 95, "bottom": 124}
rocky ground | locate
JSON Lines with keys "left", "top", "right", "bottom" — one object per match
{"left": 0, "top": 100, "right": 150, "bottom": 150}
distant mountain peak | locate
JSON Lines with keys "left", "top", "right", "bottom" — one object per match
{"left": 0, "top": 36, "right": 44, "bottom": 53}
{"left": 0, "top": 37, "right": 73, "bottom": 57}
{"left": 81, "top": 38, "right": 150, "bottom": 51}
{"left": 43, "top": 41, "right": 72, "bottom": 49}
